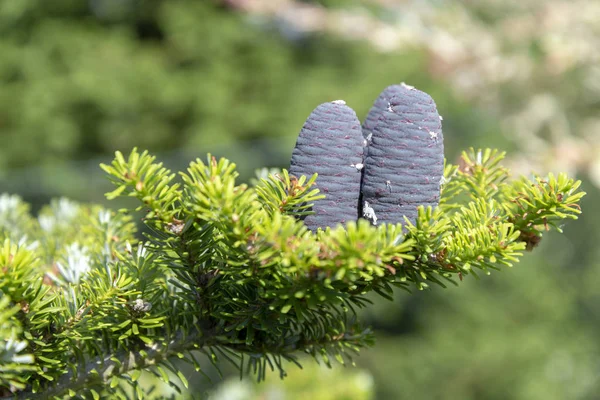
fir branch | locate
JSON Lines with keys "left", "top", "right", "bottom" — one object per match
{"left": 440, "top": 148, "right": 510, "bottom": 212}
{"left": 0, "top": 147, "right": 585, "bottom": 397}
{"left": 19, "top": 330, "right": 207, "bottom": 399}
{"left": 100, "top": 148, "right": 181, "bottom": 224}
{"left": 0, "top": 295, "right": 35, "bottom": 394}
{"left": 254, "top": 170, "right": 324, "bottom": 217}
{"left": 502, "top": 172, "right": 584, "bottom": 250}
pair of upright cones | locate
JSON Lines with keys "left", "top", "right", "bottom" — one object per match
{"left": 290, "top": 84, "right": 444, "bottom": 231}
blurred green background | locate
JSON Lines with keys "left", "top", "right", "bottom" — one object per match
{"left": 1, "top": 0, "right": 598, "bottom": 398}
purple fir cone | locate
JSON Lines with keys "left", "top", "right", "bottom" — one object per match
{"left": 290, "top": 100, "right": 364, "bottom": 231}
{"left": 361, "top": 83, "right": 444, "bottom": 226}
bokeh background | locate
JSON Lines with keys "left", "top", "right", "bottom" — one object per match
{"left": 1, "top": 0, "right": 599, "bottom": 399}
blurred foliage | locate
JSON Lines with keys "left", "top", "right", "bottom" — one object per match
{"left": 0, "top": 0, "right": 500, "bottom": 201}
{"left": 0, "top": 0, "right": 597, "bottom": 399}
{"left": 210, "top": 360, "right": 374, "bottom": 400}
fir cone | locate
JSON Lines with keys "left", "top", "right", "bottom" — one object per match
{"left": 290, "top": 100, "right": 364, "bottom": 231}
{"left": 361, "top": 84, "right": 444, "bottom": 226}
